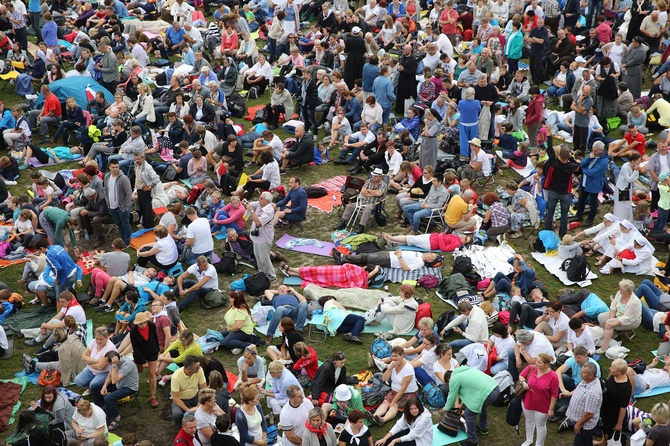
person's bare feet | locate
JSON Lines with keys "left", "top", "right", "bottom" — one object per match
{"left": 382, "top": 232, "right": 392, "bottom": 243}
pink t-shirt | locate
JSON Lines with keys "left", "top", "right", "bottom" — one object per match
{"left": 87, "top": 339, "right": 116, "bottom": 375}
{"left": 520, "top": 366, "right": 559, "bottom": 413}
{"left": 596, "top": 23, "right": 612, "bottom": 44}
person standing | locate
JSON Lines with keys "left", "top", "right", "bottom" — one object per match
{"left": 542, "top": 125, "right": 579, "bottom": 238}
{"left": 573, "top": 141, "right": 608, "bottom": 226}
{"left": 596, "top": 359, "right": 632, "bottom": 446}
{"left": 104, "top": 159, "right": 132, "bottom": 248}
{"left": 613, "top": 153, "right": 641, "bottom": 223}
{"left": 641, "top": 137, "right": 670, "bottom": 212}
{"left": 558, "top": 362, "right": 603, "bottom": 446}
{"left": 444, "top": 366, "right": 500, "bottom": 446}
{"left": 133, "top": 152, "right": 161, "bottom": 230}
{"left": 371, "top": 66, "right": 396, "bottom": 133}
{"left": 343, "top": 27, "right": 365, "bottom": 93}
{"left": 248, "top": 191, "right": 276, "bottom": 283}
{"left": 396, "top": 45, "right": 418, "bottom": 115}
{"left": 571, "top": 85, "right": 594, "bottom": 153}
{"left": 622, "top": 37, "right": 648, "bottom": 100}
{"left": 6, "top": 2, "right": 27, "bottom": 55}
{"left": 526, "top": 17, "right": 548, "bottom": 85}
{"left": 525, "top": 86, "right": 545, "bottom": 152}
{"left": 27, "top": 0, "right": 42, "bottom": 42}
{"left": 98, "top": 42, "right": 120, "bottom": 94}
{"left": 517, "top": 353, "right": 559, "bottom": 446}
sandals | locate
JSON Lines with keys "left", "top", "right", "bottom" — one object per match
{"left": 108, "top": 417, "right": 121, "bottom": 431}
{"left": 594, "top": 258, "right": 605, "bottom": 266}
{"left": 77, "top": 160, "right": 86, "bottom": 167}
{"left": 279, "top": 261, "right": 290, "bottom": 277}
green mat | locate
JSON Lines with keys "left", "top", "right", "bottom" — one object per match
{"left": 432, "top": 424, "right": 468, "bottom": 445}
{"left": 1, "top": 305, "right": 52, "bottom": 330}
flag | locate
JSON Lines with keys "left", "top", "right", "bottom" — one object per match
{"left": 85, "top": 86, "right": 96, "bottom": 102}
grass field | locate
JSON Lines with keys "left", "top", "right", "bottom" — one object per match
{"left": 0, "top": 28, "right": 667, "bottom": 446}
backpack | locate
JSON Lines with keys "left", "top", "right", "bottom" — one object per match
{"left": 506, "top": 397, "right": 523, "bottom": 429}
{"left": 266, "top": 425, "right": 278, "bottom": 444}
{"left": 452, "top": 256, "right": 473, "bottom": 276}
{"left": 186, "top": 183, "right": 205, "bottom": 205}
{"left": 244, "top": 272, "right": 271, "bottom": 296}
{"left": 202, "top": 290, "right": 228, "bottom": 309}
{"left": 304, "top": 186, "right": 328, "bottom": 198}
{"left": 38, "top": 369, "right": 62, "bottom": 387}
{"left": 228, "top": 94, "right": 246, "bottom": 118}
{"left": 414, "top": 302, "right": 432, "bottom": 328}
{"left": 418, "top": 274, "right": 439, "bottom": 289}
{"left": 435, "top": 310, "right": 455, "bottom": 334}
{"left": 360, "top": 372, "right": 391, "bottom": 406}
{"left": 628, "top": 358, "right": 647, "bottom": 374}
{"left": 561, "top": 254, "right": 590, "bottom": 283}
{"left": 533, "top": 237, "right": 546, "bottom": 253}
{"left": 492, "top": 370, "right": 514, "bottom": 407}
{"left": 419, "top": 381, "right": 446, "bottom": 409}
{"left": 215, "top": 251, "right": 238, "bottom": 274}
{"left": 371, "top": 336, "right": 392, "bottom": 359}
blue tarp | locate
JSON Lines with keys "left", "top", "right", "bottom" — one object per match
{"left": 35, "top": 77, "right": 114, "bottom": 108}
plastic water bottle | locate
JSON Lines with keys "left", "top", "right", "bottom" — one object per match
{"left": 333, "top": 195, "right": 337, "bottom": 201}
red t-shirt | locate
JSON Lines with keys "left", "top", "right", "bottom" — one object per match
{"left": 624, "top": 132, "right": 646, "bottom": 156}
{"left": 441, "top": 8, "right": 459, "bottom": 35}
{"left": 42, "top": 94, "right": 62, "bottom": 118}
{"left": 153, "top": 314, "right": 171, "bottom": 349}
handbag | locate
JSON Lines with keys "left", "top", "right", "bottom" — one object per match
{"left": 607, "top": 431, "right": 623, "bottom": 446}
{"left": 163, "top": 163, "right": 178, "bottom": 181}
{"left": 617, "top": 187, "right": 630, "bottom": 201}
{"left": 437, "top": 408, "right": 462, "bottom": 437}
{"left": 513, "top": 366, "right": 535, "bottom": 399}
{"left": 38, "top": 369, "right": 62, "bottom": 387}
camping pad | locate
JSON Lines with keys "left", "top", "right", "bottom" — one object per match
{"left": 275, "top": 234, "right": 335, "bottom": 257}
{"left": 531, "top": 252, "right": 597, "bottom": 287}
{"left": 130, "top": 230, "right": 155, "bottom": 250}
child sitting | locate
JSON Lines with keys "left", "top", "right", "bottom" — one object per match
{"left": 558, "top": 234, "right": 583, "bottom": 259}
{"left": 0, "top": 156, "right": 19, "bottom": 182}
{"left": 530, "top": 146, "right": 548, "bottom": 167}
{"left": 507, "top": 142, "right": 529, "bottom": 169}
{"left": 13, "top": 209, "right": 36, "bottom": 248}
{"left": 499, "top": 122, "right": 519, "bottom": 158}
{"left": 314, "top": 141, "right": 331, "bottom": 165}
{"left": 293, "top": 341, "right": 319, "bottom": 379}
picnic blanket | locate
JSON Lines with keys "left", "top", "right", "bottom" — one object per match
{"left": 303, "top": 284, "right": 388, "bottom": 310}
{"left": 531, "top": 252, "right": 597, "bottom": 287}
{"left": 298, "top": 264, "right": 371, "bottom": 289}
{"left": 308, "top": 175, "right": 347, "bottom": 213}
{"left": 244, "top": 104, "right": 297, "bottom": 122}
{"left": 496, "top": 151, "right": 534, "bottom": 178}
{"left": 28, "top": 155, "right": 84, "bottom": 167}
{"left": 453, "top": 244, "right": 516, "bottom": 279}
{"left": 275, "top": 234, "right": 335, "bottom": 257}
{"left": 76, "top": 250, "right": 105, "bottom": 275}
{"left": 0, "top": 377, "right": 27, "bottom": 431}
{"left": 130, "top": 229, "right": 155, "bottom": 250}
{"left": 382, "top": 266, "right": 443, "bottom": 283}
{"left": 0, "top": 258, "right": 28, "bottom": 268}
{"left": 309, "top": 312, "right": 418, "bottom": 335}
{"left": 1, "top": 305, "right": 52, "bottom": 330}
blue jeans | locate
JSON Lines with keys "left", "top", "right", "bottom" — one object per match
{"left": 74, "top": 368, "right": 109, "bottom": 392}
{"left": 302, "top": 105, "right": 318, "bottom": 135}
{"left": 404, "top": 203, "right": 433, "bottom": 231}
{"left": 184, "top": 249, "right": 212, "bottom": 267}
{"left": 464, "top": 386, "right": 500, "bottom": 444}
{"left": 109, "top": 207, "right": 131, "bottom": 246}
{"left": 56, "top": 273, "right": 78, "bottom": 298}
{"left": 493, "top": 271, "right": 513, "bottom": 294}
{"left": 449, "top": 337, "right": 474, "bottom": 350}
{"left": 546, "top": 85, "right": 567, "bottom": 97}
{"left": 545, "top": 189, "right": 572, "bottom": 238}
{"left": 635, "top": 279, "right": 661, "bottom": 330}
{"left": 414, "top": 366, "right": 434, "bottom": 386}
{"left": 656, "top": 207, "right": 669, "bottom": 231}
{"left": 266, "top": 302, "right": 308, "bottom": 336}
{"left": 587, "top": 0, "right": 603, "bottom": 26}
{"left": 337, "top": 314, "right": 365, "bottom": 336}
{"left": 220, "top": 330, "right": 256, "bottom": 350}
{"left": 96, "top": 384, "right": 136, "bottom": 420}
{"left": 178, "top": 279, "right": 214, "bottom": 311}
{"left": 490, "top": 361, "right": 508, "bottom": 376}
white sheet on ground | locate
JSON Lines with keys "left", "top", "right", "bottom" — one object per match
{"left": 531, "top": 252, "right": 597, "bottom": 287}
{"left": 453, "top": 243, "right": 516, "bottom": 279}
{"left": 496, "top": 151, "right": 534, "bottom": 178}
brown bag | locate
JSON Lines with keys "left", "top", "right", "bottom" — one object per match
{"left": 513, "top": 366, "right": 535, "bottom": 399}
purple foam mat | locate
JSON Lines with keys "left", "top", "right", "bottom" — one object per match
{"left": 28, "top": 155, "right": 84, "bottom": 167}
{"left": 275, "top": 234, "right": 335, "bottom": 257}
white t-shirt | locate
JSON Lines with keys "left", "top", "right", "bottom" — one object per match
{"left": 567, "top": 328, "right": 595, "bottom": 355}
{"left": 490, "top": 335, "right": 516, "bottom": 365}
{"left": 520, "top": 332, "right": 556, "bottom": 362}
{"left": 279, "top": 399, "right": 314, "bottom": 446}
{"left": 460, "top": 343, "right": 488, "bottom": 371}
{"left": 267, "top": 135, "right": 284, "bottom": 161}
{"left": 433, "top": 358, "right": 459, "bottom": 383}
{"left": 548, "top": 312, "right": 570, "bottom": 343}
{"left": 186, "top": 217, "right": 214, "bottom": 255}
{"left": 417, "top": 345, "right": 438, "bottom": 382}
{"left": 472, "top": 149, "right": 491, "bottom": 176}
{"left": 72, "top": 403, "right": 108, "bottom": 437}
{"left": 195, "top": 405, "right": 220, "bottom": 446}
{"left": 391, "top": 361, "right": 418, "bottom": 393}
{"left": 641, "top": 368, "right": 670, "bottom": 390}
{"left": 87, "top": 339, "right": 116, "bottom": 374}
{"left": 155, "top": 236, "right": 179, "bottom": 265}
{"left": 389, "top": 251, "right": 425, "bottom": 271}
{"left": 60, "top": 303, "right": 87, "bottom": 326}
{"left": 187, "top": 263, "right": 219, "bottom": 291}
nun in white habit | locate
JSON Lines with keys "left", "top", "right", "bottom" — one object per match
{"left": 613, "top": 154, "right": 642, "bottom": 223}
{"left": 577, "top": 213, "right": 620, "bottom": 256}
{"left": 600, "top": 234, "right": 655, "bottom": 275}
{"left": 595, "top": 219, "right": 638, "bottom": 265}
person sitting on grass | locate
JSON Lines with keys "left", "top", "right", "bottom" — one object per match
{"left": 481, "top": 253, "right": 536, "bottom": 298}
{"left": 92, "top": 268, "right": 158, "bottom": 314}
{"left": 371, "top": 346, "right": 418, "bottom": 426}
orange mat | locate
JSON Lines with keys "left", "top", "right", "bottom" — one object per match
{"left": 129, "top": 230, "right": 155, "bottom": 250}
{"left": 0, "top": 258, "right": 27, "bottom": 268}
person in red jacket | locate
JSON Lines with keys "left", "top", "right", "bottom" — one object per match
{"left": 293, "top": 342, "right": 319, "bottom": 379}
{"left": 381, "top": 231, "right": 472, "bottom": 252}
{"left": 525, "top": 85, "right": 545, "bottom": 152}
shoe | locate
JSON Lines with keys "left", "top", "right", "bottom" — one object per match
{"left": 158, "top": 376, "right": 170, "bottom": 387}
{"left": 232, "top": 348, "right": 243, "bottom": 355}
{"left": 275, "top": 220, "right": 289, "bottom": 228}
{"left": 332, "top": 249, "right": 343, "bottom": 264}
{"left": 357, "top": 225, "right": 365, "bottom": 233}
{"left": 343, "top": 333, "right": 353, "bottom": 341}
{"left": 92, "top": 238, "right": 104, "bottom": 249}
{"left": 510, "top": 231, "right": 523, "bottom": 239}
{"left": 557, "top": 418, "right": 572, "bottom": 433}
{"left": 28, "top": 298, "right": 39, "bottom": 305}
{"left": 96, "top": 304, "right": 114, "bottom": 313}
{"left": 150, "top": 398, "right": 159, "bottom": 408}
{"left": 82, "top": 389, "right": 92, "bottom": 396}
{"left": 350, "top": 167, "right": 362, "bottom": 175}
{"left": 22, "top": 353, "right": 33, "bottom": 374}
{"left": 570, "top": 217, "right": 583, "bottom": 223}
{"left": 245, "top": 161, "right": 259, "bottom": 167}
{"left": 19, "top": 163, "right": 28, "bottom": 170}
{"left": 547, "top": 415, "right": 560, "bottom": 423}
{"left": 348, "top": 335, "right": 363, "bottom": 344}
{"left": 476, "top": 425, "right": 489, "bottom": 436}
{"left": 346, "top": 165, "right": 357, "bottom": 172}
{"left": 8, "top": 325, "right": 23, "bottom": 338}
{"left": 333, "top": 220, "right": 347, "bottom": 230}
{"left": 24, "top": 338, "right": 39, "bottom": 346}
{"left": 333, "top": 159, "right": 348, "bottom": 165}
{"left": 279, "top": 261, "right": 290, "bottom": 277}
{"left": 458, "top": 441, "right": 478, "bottom": 446}
{"left": 373, "top": 415, "right": 384, "bottom": 426}
{"left": 595, "top": 347, "right": 606, "bottom": 355}
{"left": 108, "top": 417, "right": 121, "bottom": 431}
{"left": 279, "top": 169, "right": 286, "bottom": 175}
{"left": 367, "top": 352, "right": 375, "bottom": 368}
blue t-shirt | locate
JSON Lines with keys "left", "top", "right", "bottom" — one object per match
{"left": 272, "top": 294, "right": 299, "bottom": 307}
{"left": 564, "top": 356, "right": 601, "bottom": 385}
{"left": 458, "top": 99, "right": 482, "bottom": 124}
{"left": 165, "top": 27, "right": 186, "bottom": 46}
{"left": 581, "top": 293, "right": 609, "bottom": 320}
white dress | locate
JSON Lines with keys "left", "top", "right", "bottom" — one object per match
{"left": 614, "top": 162, "right": 639, "bottom": 223}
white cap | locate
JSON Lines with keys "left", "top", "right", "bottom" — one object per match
{"left": 352, "top": 26, "right": 361, "bottom": 35}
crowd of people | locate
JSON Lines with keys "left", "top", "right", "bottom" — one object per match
{"left": 2, "top": 0, "right": 670, "bottom": 445}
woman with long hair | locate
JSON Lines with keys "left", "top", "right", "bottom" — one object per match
{"left": 5, "top": 410, "right": 51, "bottom": 445}
{"left": 221, "top": 291, "right": 259, "bottom": 354}
{"left": 30, "top": 385, "right": 76, "bottom": 430}
{"left": 375, "top": 398, "right": 433, "bottom": 446}
{"left": 52, "top": 96, "right": 85, "bottom": 145}
{"left": 267, "top": 317, "right": 304, "bottom": 363}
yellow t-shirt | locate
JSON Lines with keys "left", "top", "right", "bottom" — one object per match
{"left": 171, "top": 367, "right": 206, "bottom": 400}
{"left": 224, "top": 307, "right": 254, "bottom": 335}
{"left": 445, "top": 195, "right": 468, "bottom": 226}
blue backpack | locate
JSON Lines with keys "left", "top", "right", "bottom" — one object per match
{"left": 419, "top": 382, "right": 446, "bottom": 409}
{"left": 266, "top": 425, "right": 278, "bottom": 444}
{"left": 371, "top": 337, "right": 391, "bottom": 359}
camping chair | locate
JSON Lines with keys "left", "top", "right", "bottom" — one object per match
{"left": 345, "top": 175, "right": 389, "bottom": 231}
{"left": 0, "top": 61, "right": 24, "bottom": 92}
{"left": 521, "top": 198, "right": 541, "bottom": 240}
{"left": 118, "top": 389, "right": 141, "bottom": 417}
{"left": 338, "top": 175, "right": 366, "bottom": 217}
{"left": 421, "top": 194, "right": 452, "bottom": 234}
{"left": 473, "top": 153, "right": 496, "bottom": 187}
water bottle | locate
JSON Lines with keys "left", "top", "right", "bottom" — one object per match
{"left": 333, "top": 195, "right": 337, "bottom": 202}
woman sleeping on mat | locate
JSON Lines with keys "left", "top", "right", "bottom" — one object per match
{"left": 381, "top": 232, "right": 472, "bottom": 252}
{"left": 279, "top": 261, "right": 382, "bottom": 289}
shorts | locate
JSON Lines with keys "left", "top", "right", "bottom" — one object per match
{"left": 383, "top": 390, "right": 418, "bottom": 408}
{"left": 134, "top": 353, "right": 158, "bottom": 365}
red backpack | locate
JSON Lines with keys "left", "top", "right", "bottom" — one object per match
{"left": 186, "top": 183, "right": 205, "bottom": 205}
{"left": 415, "top": 302, "right": 433, "bottom": 328}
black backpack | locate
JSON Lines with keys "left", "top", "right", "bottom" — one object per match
{"left": 244, "top": 272, "right": 271, "bottom": 296}
{"left": 533, "top": 237, "right": 546, "bottom": 253}
{"left": 452, "top": 256, "right": 473, "bottom": 276}
{"left": 228, "top": 94, "right": 246, "bottom": 118}
{"left": 215, "top": 251, "right": 238, "bottom": 275}
{"left": 561, "top": 254, "right": 590, "bottom": 282}
{"left": 435, "top": 310, "right": 455, "bottom": 334}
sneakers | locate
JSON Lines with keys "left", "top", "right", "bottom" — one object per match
{"left": 22, "top": 353, "right": 35, "bottom": 374}
{"left": 150, "top": 398, "right": 159, "bottom": 408}
{"left": 343, "top": 333, "right": 363, "bottom": 344}
{"left": 28, "top": 298, "right": 39, "bottom": 305}
{"left": 8, "top": 325, "right": 23, "bottom": 338}
{"left": 24, "top": 338, "right": 40, "bottom": 346}
{"left": 374, "top": 331, "right": 393, "bottom": 340}
{"left": 557, "top": 418, "right": 572, "bottom": 433}
{"left": 373, "top": 356, "right": 388, "bottom": 371}
{"left": 158, "top": 376, "right": 170, "bottom": 387}
{"left": 510, "top": 231, "right": 523, "bottom": 239}
{"left": 82, "top": 389, "right": 92, "bottom": 396}
{"left": 476, "top": 425, "right": 489, "bottom": 436}
{"left": 96, "top": 304, "right": 114, "bottom": 313}
{"left": 231, "top": 348, "right": 243, "bottom": 355}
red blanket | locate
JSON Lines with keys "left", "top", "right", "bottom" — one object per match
{"left": 0, "top": 381, "right": 22, "bottom": 431}
{"left": 298, "top": 264, "right": 369, "bottom": 289}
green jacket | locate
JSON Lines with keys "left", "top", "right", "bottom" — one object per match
{"left": 333, "top": 386, "right": 368, "bottom": 425}
{"left": 444, "top": 366, "right": 498, "bottom": 414}
{"left": 42, "top": 207, "right": 76, "bottom": 247}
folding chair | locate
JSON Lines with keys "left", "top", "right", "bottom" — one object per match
{"left": 345, "top": 175, "right": 389, "bottom": 231}
{"left": 118, "top": 390, "right": 141, "bottom": 417}
{"left": 338, "top": 175, "right": 365, "bottom": 217}
{"left": 421, "top": 195, "right": 451, "bottom": 234}
{"left": 0, "top": 61, "right": 24, "bottom": 92}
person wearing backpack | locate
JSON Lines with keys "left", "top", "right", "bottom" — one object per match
{"left": 517, "top": 353, "right": 559, "bottom": 446}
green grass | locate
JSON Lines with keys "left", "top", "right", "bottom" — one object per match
{"left": 0, "top": 32, "right": 666, "bottom": 446}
